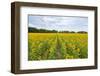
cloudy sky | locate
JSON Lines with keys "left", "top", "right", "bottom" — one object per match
{"left": 28, "top": 15, "right": 88, "bottom": 32}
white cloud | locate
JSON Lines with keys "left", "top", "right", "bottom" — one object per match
{"left": 29, "top": 15, "right": 88, "bottom": 32}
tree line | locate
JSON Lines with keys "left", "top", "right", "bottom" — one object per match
{"left": 28, "top": 27, "right": 87, "bottom": 33}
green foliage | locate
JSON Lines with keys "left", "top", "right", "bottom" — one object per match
{"left": 28, "top": 27, "right": 87, "bottom": 33}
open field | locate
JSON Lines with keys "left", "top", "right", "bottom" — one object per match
{"left": 28, "top": 33, "right": 88, "bottom": 60}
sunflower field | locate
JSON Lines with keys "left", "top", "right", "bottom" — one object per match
{"left": 28, "top": 33, "right": 88, "bottom": 60}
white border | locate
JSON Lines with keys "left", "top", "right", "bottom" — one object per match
{"left": 20, "top": 6, "right": 95, "bottom": 70}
